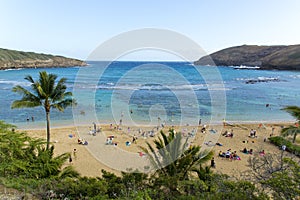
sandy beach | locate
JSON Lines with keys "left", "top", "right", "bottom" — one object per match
{"left": 21, "top": 122, "right": 295, "bottom": 177}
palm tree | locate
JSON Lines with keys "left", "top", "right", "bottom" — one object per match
{"left": 140, "top": 129, "right": 213, "bottom": 193}
{"left": 281, "top": 106, "right": 300, "bottom": 143}
{"left": 0, "top": 121, "right": 77, "bottom": 178}
{"left": 11, "top": 71, "right": 76, "bottom": 149}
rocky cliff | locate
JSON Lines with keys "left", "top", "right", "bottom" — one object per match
{"left": 195, "top": 45, "right": 300, "bottom": 70}
{"left": 0, "top": 48, "right": 87, "bottom": 70}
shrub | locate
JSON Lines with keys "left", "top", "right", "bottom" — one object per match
{"left": 269, "top": 136, "right": 300, "bottom": 156}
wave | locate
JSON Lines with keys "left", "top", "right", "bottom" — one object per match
{"left": 233, "top": 65, "right": 260, "bottom": 70}
{"left": 74, "top": 83, "right": 232, "bottom": 91}
{"left": 0, "top": 79, "right": 31, "bottom": 87}
{"left": 236, "top": 76, "right": 282, "bottom": 84}
{"left": 288, "top": 74, "right": 300, "bottom": 79}
{"left": 3, "top": 68, "right": 24, "bottom": 71}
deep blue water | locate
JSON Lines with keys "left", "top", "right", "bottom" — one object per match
{"left": 0, "top": 61, "right": 299, "bottom": 128}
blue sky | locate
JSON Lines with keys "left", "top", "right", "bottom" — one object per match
{"left": 0, "top": 0, "right": 300, "bottom": 60}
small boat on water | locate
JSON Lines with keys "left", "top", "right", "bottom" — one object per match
{"left": 233, "top": 65, "right": 260, "bottom": 70}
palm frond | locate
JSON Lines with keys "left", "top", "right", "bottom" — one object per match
{"left": 140, "top": 142, "right": 165, "bottom": 173}
{"left": 58, "top": 166, "right": 80, "bottom": 178}
{"left": 11, "top": 86, "right": 41, "bottom": 106}
{"left": 50, "top": 78, "right": 67, "bottom": 101}
{"left": 11, "top": 100, "right": 41, "bottom": 109}
{"left": 282, "top": 106, "right": 300, "bottom": 121}
{"left": 36, "top": 84, "right": 47, "bottom": 98}
{"left": 12, "top": 85, "right": 36, "bottom": 97}
{"left": 197, "top": 150, "right": 214, "bottom": 164}
{"left": 39, "top": 71, "right": 57, "bottom": 95}
{"left": 51, "top": 98, "right": 76, "bottom": 112}
{"left": 281, "top": 126, "right": 297, "bottom": 137}
{"left": 24, "top": 75, "right": 35, "bottom": 83}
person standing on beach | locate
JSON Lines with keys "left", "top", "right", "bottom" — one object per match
{"left": 73, "top": 149, "right": 77, "bottom": 160}
{"left": 132, "top": 135, "right": 137, "bottom": 144}
{"left": 271, "top": 127, "right": 275, "bottom": 136}
{"left": 223, "top": 119, "right": 226, "bottom": 127}
{"left": 93, "top": 122, "right": 96, "bottom": 133}
{"left": 211, "top": 157, "right": 216, "bottom": 168}
{"left": 69, "top": 155, "right": 73, "bottom": 164}
{"left": 199, "top": 119, "right": 201, "bottom": 126}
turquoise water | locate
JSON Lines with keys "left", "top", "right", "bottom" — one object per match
{"left": 0, "top": 61, "right": 299, "bottom": 128}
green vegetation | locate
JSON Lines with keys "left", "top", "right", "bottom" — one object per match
{"left": 266, "top": 106, "right": 300, "bottom": 157}
{"left": 195, "top": 44, "right": 300, "bottom": 70}
{"left": 261, "top": 158, "right": 300, "bottom": 199}
{"left": 0, "top": 121, "right": 77, "bottom": 179}
{"left": 3, "top": 73, "right": 300, "bottom": 199}
{"left": 269, "top": 136, "right": 300, "bottom": 156}
{"left": 11, "top": 71, "right": 76, "bottom": 149}
{"left": 247, "top": 153, "right": 300, "bottom": 200}
{"left": 288, "top": 51, "right": 300, "bottom": 59}
{"left": 0, "top": 121, "right": 299, "bottom": 199}
{"left": 281, "top": 106, "right": 300, "bottom": 143}
{"left": 140, "top": 129, "right": 213, "bottom": 194}
{"left": 0, "top": 48, "right": 87, "bottom": 69}
{"left": 0, "top": 48, "right": 54, "bottom": 61}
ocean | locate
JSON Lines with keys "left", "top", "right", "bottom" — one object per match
{"left": 0, "top": 61, "right": 300, "bottom": 129}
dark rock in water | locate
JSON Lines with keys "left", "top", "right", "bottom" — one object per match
{"left": 195, "top": 44, "right": 300, "bottom": 71}
{"left": 245, "top": 77, "right": 280, "bottom": 84}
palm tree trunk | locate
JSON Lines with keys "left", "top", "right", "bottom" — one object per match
{"left": 293, "top": 131, "right": 297, "bottom": 143}
{"left": 46, "top": 111, "right": 50, "bottom": 149}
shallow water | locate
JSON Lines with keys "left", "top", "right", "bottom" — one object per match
{"left": 0, "top": 61, "right": 299, "bottom": 128}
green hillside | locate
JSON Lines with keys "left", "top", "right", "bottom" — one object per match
{"left": 195, "top": 45, "right": 300, "bottom": 70}
{"left": 0, "top": 48, "right": 87, "bottom": 69}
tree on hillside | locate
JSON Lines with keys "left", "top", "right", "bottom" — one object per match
{"left": 11, "top": 71, "right": 76, "bottom": 149}
{"left": 281, "top": 106, "right": 300, "bottom": 143}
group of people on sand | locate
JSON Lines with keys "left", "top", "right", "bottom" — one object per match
{"left": 241, "top": 147, "right": 265, "bottom": 156}
{"left": 242, "top": 147, "right": 253, "bottom": 155}
{"left": 200, "top": 125, "right": 207, "bottom": 133}
{"left": 77, "top": 138, "right": 88, "bottom": 145}
{"left": 249, "top": 129, "right": 257, "bottom": 138}
{"left": 89, "top": 122, "right": 102, "bottom": 136}
{"left": 106, "top": 135, "right": 118, "bottom": 146}
{"left": 218, "top": 149, "right": 241, "bottom": 161}
{"left": 124, "top": 135, "right": 138, "bottom": 146}
{"left": 222, "top": 129, "right": 234, "bottom": 138}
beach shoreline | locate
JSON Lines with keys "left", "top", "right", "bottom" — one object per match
{"left": 17, "top": 120, "right": 298, "bottom": 178}
{"left": 16, "top": 119, "right": 295, "bottom": 130}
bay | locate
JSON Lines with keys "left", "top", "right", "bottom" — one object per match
{"left": 0, "top": 61, "right": 299, "bottom": 128}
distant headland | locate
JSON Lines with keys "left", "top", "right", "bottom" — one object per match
{"left": 0, "top": 48, "right": 87, "bottom": 70}
{"left": 195, "top": 44, "right": 300, "bottom": 70}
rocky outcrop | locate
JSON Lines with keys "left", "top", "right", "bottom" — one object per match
{"left": 195, "top": 45, "right": 300, "bottom": 70}
{"left": 0, "top": 48, "right": 87, "bottom": 70}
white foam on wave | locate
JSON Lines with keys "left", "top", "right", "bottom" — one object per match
{"left": 73, "top": 82, "right": 233, "bottom": 91}
{"left": 257, "top": 76, "right": 280, "bottom": 81}
{"left": 3, "top": 68, "right": 24, "bottom": 71}
{"left": 0, "top": 79, "right": 31, "bottom": 87}
{"left": 288, "top": 74, "right": 300, "bottom": 79}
